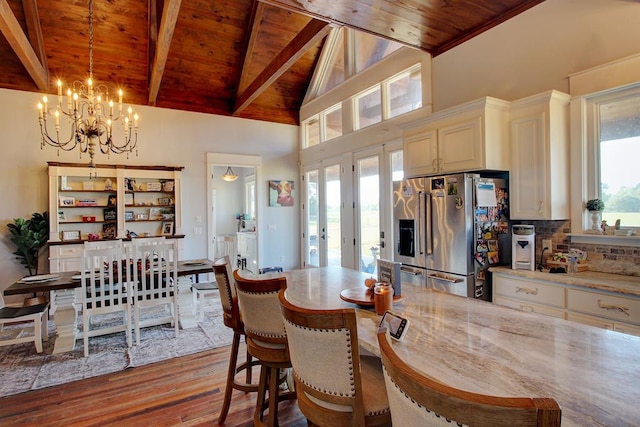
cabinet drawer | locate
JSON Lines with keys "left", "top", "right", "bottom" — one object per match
{"left": 50, "top": 244, "right": 83, "bottom": 258}
{"left": 494, "top": 276, "right": 565, "bottom": 308}
{"left": 567, "top": 289, "right": 640, "bottom": 326}
{"left": 567, "top": 312, "right": 640, "bottom": 338}
{"left": 494, "top": 296, "right": 565, "bottom": 319}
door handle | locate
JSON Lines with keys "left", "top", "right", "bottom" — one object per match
{"left": 427, "top": 273, "right": 462, "bottom": 283}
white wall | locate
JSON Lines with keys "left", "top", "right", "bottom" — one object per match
{"left": 432, "top": 0, "right": 640, "bottom": 110}
{"left": 0, "top": 88, "right": 298, "bottom": 290}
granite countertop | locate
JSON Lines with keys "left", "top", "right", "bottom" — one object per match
{"left": 490, "top": 265, "right": 640, "bottom": 297}
{"left": 282, "top": 266, "right": 640, "bottom": 427}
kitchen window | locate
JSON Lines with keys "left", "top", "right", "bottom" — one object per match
{"left": 586, "top": 84, "right": 640, "bottom": 230}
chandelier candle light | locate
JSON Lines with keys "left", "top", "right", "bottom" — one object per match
{"left": 37, "top": 0, "right": 138, "bottom": 173}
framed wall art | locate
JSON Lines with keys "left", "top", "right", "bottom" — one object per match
{"left": 268, "top": 180, "right": 294, "bottom": 207}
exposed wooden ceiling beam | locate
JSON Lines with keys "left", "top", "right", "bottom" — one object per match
{"left": 235, "top": 0, "right": 264, "bottom": 97}
{"left": 148, "top": 0, "right": 181, "bottom": 105}
{"left": 234, "top": 18, "right": 331, "bottom": 115}
{"left": 21, "top": 0, "right": 47, "bottom": 69}
{"left": 0, "top": 0, "right": 48, "bottom": 90}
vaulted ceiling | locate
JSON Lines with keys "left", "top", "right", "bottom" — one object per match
{"left": 0, "top": 0, "right": 545, "bottom": 126}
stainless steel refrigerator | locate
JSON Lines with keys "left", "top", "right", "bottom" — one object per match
{"left": 393, "top": 172, "right": 509, "bottom": 300}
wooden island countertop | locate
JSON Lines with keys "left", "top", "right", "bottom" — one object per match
{"left": 277, "top": 266, "right": 640, "bottom": 427}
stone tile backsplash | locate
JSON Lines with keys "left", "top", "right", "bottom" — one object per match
{"left": 513, "top": 220, "right": 640, "bottom": 277}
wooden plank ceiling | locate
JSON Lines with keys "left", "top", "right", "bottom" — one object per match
{"left": 0, "top": 0, "right": 545, "bottom": 126}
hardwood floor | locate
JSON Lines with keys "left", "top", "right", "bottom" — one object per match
{"left": 0, "top": 343, "right": 307, "bottom": 426}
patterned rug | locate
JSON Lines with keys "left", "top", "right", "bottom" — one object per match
{"left": 0, "top": 293, "right": 233, "bottom": 398}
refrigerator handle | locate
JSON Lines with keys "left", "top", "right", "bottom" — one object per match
{"left": 417, "top": 191, "right": 423, "bottom": 255}
{"left": 424, "top": 192, "right": 432, "bottom": 255}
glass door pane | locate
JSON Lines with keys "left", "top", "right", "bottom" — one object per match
{"left": 306, "top": 169, "right": 320, "bottom": 268}
{"left": 357, "top": 155, "right": 380, "bottom": 274}
{"left": 325, "top": 164, "right": 342, "bottom": 267}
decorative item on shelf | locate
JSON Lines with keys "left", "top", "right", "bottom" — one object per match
{"left": 157, "top": 197, "right": 171, "bottom": 206}
{"left": 82, "top": 181, "right": 94, "bottom": 190}
{"left": 585, "top": 198, "right": 605, "bottom": 234}
{"left": 149, "top": 207, "right": 163, "bottom": 220}
{"left": 107, "top": 194, "right": 117, "bottom": 206}
{"left": 127, "top": 230, "right": 138, "bottom": 238}
{"left": 161, "top": 221, "right": 174, "bottom": 236}
{"left": 124, "top": 211, "right": 134, "bottom": 221}
{"left": 61, "top": 230, "right": 81, "bottom": 242}
{"left": 162, "top": 181, "right": 174, "bottom": 192}
{"left": 146, "top": 182, "right": 162, "bottom": 191}
{"left": 59, "top": 196, "right": 75, "bottom": 206}
{"left": 125, "top": 178, "right": 136, "bottom": 191}
{"left": 82, "top": 215, "right": 96, "bottom": 222}
{"left": 60, "top": 176, "right": 72, "bottom": 190}
{"left": 36, "top": 0, "right": 139, "bottom": 175}
{"left": 102, "top": 223, "right": 116, "bottom": 239}
{"left": 222, "top": 166, "right": 239, "bottom": 182}
{"left": 103, "top": 208, "right": 117, "bottom": 221}
{"left": 77, "top": 198, "right": 98, "bottom": 206}
{"left": 162, "top": 213, "right": 175, "bottom": 220}
{"left": 124, "top": 193, "right": 134, "bottom": 205}
{"left": 104, "top": 178, "right": 113, "bottom": 190}
{"left": 87, "top": 233, "right": 100, "bottom": 240}
{"left": 58, "top": 210, "right": 66, "bottom": 221}
{"left": 136, "top": 213, "right": 149, "bottom": 220}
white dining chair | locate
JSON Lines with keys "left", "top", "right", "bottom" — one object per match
{"left": 80, "top": 245, "right": 133, "bottom": 357}
{"left": 131, "top": 240, "right": 179, "bottom": 345}
{"left": 0, "top": 294, "right": 49, "bottom": 353}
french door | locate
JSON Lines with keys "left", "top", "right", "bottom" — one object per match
{"left": 303, "top": 160, "right": 343, "bottom": 268}
{"left": 353, "top": 143, "right": 402, "bottom": 274}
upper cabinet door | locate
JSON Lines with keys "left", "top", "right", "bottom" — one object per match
{"left": 402, "top": 97, "right": 509, "bottom": 178}
{"left": 403, "top": 128, "right": 438, "bottom": 177}
{"left": 438, "top": 117, "right": 482, "bottom": 173}
{"left": 510, "top": 91, "right": 570, "bottom": 220}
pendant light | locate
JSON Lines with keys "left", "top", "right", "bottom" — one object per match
{"left": 222, "top": 166, "right": 239, "bottom": 182}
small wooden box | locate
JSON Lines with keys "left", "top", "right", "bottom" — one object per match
{"left": 547, "top": 260, "right": 589, "bottom": 272}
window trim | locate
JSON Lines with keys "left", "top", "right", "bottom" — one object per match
{"left": 353, "top": 85, "right": 382, "bottom": 131}
{"left": 570, "top": 82, "right": 640, "bottom": 243}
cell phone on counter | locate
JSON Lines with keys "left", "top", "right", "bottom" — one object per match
{"left": 379, "top": 311, "right": 409, "bottom": 341}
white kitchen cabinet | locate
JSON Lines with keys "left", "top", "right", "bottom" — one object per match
{"left": 567, "top": 312, "right": 640, "bottom": 338}
{"left": 403, "top": 97, "right": 510, "bottom": 178}
{"left": 567, "top": 288, "right": 640, "bottom": 326}
{"left": 493, "top": 275, "right": 566, "bottom": 319}
{"left": 510, "top": 90, "right": 570, "bottom": 220}
{"left": 493, "top": 271, "right": 640, "bottom": 337}
{"left": 494, "top": 295, "right": 566, "bottom": 319}
{"left": 237, "top": 232, "right": 257, "bottom": 273}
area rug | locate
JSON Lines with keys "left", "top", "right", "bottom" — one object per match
{"left": 0, "top": 293, "right": 233, "bottom": 398}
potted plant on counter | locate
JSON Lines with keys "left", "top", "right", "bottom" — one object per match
{"left": 7, "top": 211, "right": 49, "bottom": 276}
{"left": 585, "top": 199, "right": 604, "bottom": 234}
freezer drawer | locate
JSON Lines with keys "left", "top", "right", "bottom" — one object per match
{"left": 426, "top": 271, "right": 477, "bottom": 298}
{"left": 400, "top": 266, "right": 427, "bottom": 287}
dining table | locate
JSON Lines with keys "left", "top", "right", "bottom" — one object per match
{"left": 278, "top": 266, "right": 640, "bottom": 427}
{"left": 3, "top": 259, "right": 216, "bottom": 354}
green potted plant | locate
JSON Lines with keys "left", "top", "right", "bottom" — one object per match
{"left": 585, "top": 199, "right": 604, "bottom": 234}
{"left": 586, "top": 199, "right": 605, "bottom": 211}
{"left": 7, "top": 211, "right": 49, "bottom": 276}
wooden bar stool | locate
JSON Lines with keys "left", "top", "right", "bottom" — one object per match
{"left": 234, "top": 269, "right": 295, "bottom": 427}
{"left": 212, "top": 256, "right": 260, "bottom": 424}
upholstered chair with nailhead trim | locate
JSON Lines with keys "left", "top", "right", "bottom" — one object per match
{"left": 279, "top": 290, "right": 391, "bottom": 426}
{"left": 234, "top": 269, "right": 295, "bottom": 427}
